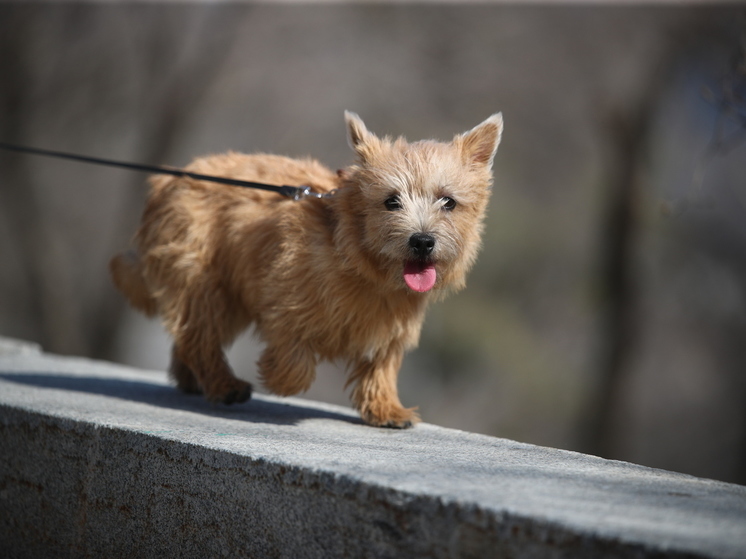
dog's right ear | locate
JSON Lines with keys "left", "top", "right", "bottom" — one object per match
{"left": 345, "top": 111, "right": 374, "bottom": 158}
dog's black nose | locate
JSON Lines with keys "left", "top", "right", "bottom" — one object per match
{"left": 409, "top": 233, "right": 435, "bottom": 258}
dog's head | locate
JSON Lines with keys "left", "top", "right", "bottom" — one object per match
{"left": 334, "top": 111, "right": 503, "bottom": 296}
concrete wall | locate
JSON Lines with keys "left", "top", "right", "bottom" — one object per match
{"left": 1, "top": 337, "right": 745, "bottom": 558}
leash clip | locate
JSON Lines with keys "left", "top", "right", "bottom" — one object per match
{"left": 293, "top": 186, "right": 314, "bottom": 201}
{"left": 291, "top": 185, "right": 336, "bottom": 201}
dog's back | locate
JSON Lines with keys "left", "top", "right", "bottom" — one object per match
{"left": 110, "top": 153, "right": 339, "bottom": 325}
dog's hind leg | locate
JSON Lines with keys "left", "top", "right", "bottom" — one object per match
{"left": 167, "top": 286, "right": 253, "bottom": 405}
{"left": 173, "top": 335, "right": 252, "bottom": 404}
{"left": 168, "top": 345, "right": 202, "bottom": 395}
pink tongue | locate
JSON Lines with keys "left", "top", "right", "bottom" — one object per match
{"left": 403, "top": 261, "right": 437, "bottom": 292}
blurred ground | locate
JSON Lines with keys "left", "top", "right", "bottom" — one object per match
{"left": 1, "top": 4, "right": 744, "bottom": 484}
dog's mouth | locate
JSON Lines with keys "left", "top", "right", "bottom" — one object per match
{"left": 403, "top": 260, "right": 437, "bottom": 293}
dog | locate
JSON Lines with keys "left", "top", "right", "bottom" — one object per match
{"left": 110, "top": 111, "right": 503, "bottom": 428}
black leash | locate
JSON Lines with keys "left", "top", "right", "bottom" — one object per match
{"left": 0, "top": 141, "right": 330, "bottom": 200}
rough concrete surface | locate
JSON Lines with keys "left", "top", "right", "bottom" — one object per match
{"left": 0, "top": 337, "right": 745, "bottom": 559}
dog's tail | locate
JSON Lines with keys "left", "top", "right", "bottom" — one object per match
{"left": 109, "top": 250, "right": 157, "bottom": 316}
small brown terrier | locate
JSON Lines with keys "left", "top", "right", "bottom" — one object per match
{"left": 111, "top": 112, "right": 503, "bottom": 428}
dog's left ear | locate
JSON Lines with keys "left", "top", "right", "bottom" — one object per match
{"left": 457, "top": 113, "right": 503, "bottom": 170}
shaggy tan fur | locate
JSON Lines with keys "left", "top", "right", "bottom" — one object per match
{"left": 111, "top": 111, "right": 503, "bottom": 428}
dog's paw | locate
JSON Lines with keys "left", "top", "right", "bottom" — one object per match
{"left": 178, "top": 384, "right": 203, "bottom": 396}
{"left": 380, "top": 418, "right": 415, "bottom": 429}
{"left": 362, "top": 407, "right": 420, "bottom": 429}
{"left": 205, "top": 379, "right": 253, "bottom": 405}
{"left": 222, "top": 383, "right": 253, "bottom": 405}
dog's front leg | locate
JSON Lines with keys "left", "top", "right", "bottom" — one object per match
{"left": 258, "top": 343, "right": 318, "bottom": 396}
{"left": 348, "top": 348, "right": 419, "bottom": 429}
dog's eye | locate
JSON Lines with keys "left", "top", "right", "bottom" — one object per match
{"left": 384, "top": 195, "right": 402, "bottom": 211}
{"left": 440, "top": 196, "right": 457, "bottom": 211}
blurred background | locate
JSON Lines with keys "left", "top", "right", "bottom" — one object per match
{"left": 1, "top": 3, "right": 745, "bottom": 485}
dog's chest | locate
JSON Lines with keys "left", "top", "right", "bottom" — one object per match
{"left": 307, "top": 285, "right": 426, "bottom": 359}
